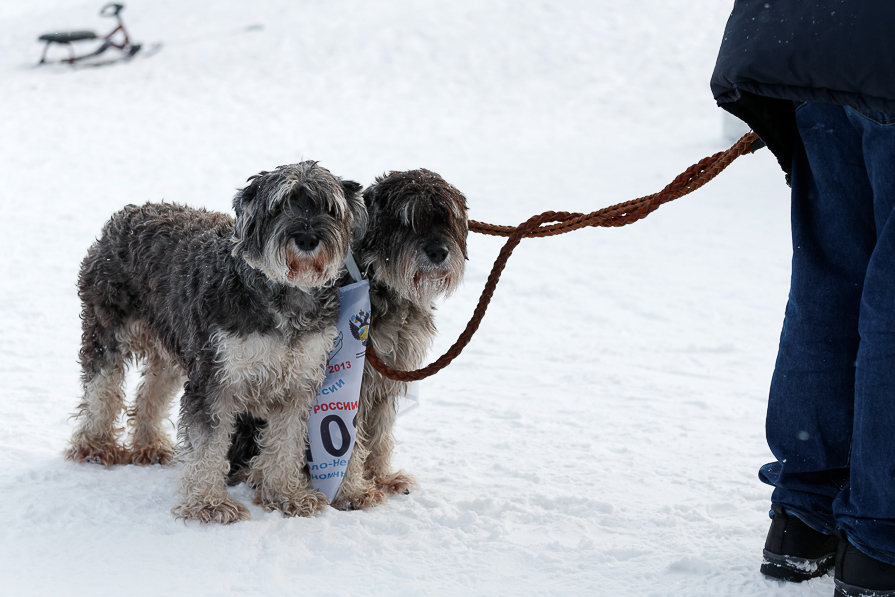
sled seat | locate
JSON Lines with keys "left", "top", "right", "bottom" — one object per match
{"left": 39, "top": 31, "right": 98, "bottom": 44}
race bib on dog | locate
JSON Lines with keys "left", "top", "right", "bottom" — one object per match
{"left": 307, "top": 279, "right": 370, "bottom": 502}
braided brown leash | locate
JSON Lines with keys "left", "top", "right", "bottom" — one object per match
{"left": 366, "top": 131, "right": 762, "bottom": 382}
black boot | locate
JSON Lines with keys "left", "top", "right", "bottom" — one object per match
{"left": 834, "top": 539, "right": 895, "bottom": 596}
{"left": 760, "top": 504, "right": 839, "bottom": 582}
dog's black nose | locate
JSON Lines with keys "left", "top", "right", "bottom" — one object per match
{"left": 424, "top": 242, "right": 448, "bottom": 264}
{"left": 294, "top": 232, "right": 320, "bottom": 252}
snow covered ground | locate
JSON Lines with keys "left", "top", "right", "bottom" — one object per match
{"left": 0, "top": 1, "right": 834, "bottom": 595}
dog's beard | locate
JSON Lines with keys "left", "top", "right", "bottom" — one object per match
{"left": 410, "top": 265, "right": 461, "bottom": 303}
{"left": 285, "top": 246, "right": 341, "bottom": 288}
{"left": 248, "top": 236, "right": 345, "bottom": 290}
{"left": 376, "top": 242, "right": 465, "bottom": 305}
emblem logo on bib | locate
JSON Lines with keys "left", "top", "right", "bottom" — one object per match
{"left": 349, "top": 309, "right": 370, "bottom": 345}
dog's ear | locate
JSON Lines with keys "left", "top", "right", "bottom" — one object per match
{"left": 233, "top": 172, "right": 265, "bottom": 219}
{"left": 361, "top": 182, "right": 377, "bottom": 209}
{"left": 341, "top": 179, "right": 368, "bottom": 244}
{"left": 363, "top": 172, "right": 393, "bottom": 211}
{"left": 231, "top": 174, "right": 265, "bottom": 261}
{"left": 341, "top": 179, "right": 362, "bottom": 199}
{"left": 360, "top": 181, "right": 385, "bottom": 242}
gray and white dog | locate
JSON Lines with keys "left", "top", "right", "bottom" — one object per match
{"left": 332, "top": 169, "right": 468, "bottom": 510}
{"left": 226, "top": 169, "right": 469, "bottom": 511}
{"left": 65, "top": 161, "right": 367, "bottom": 524}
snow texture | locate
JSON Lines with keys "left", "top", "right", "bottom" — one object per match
{"left": 0, "top": 1, "right": 832, "bottom": 595}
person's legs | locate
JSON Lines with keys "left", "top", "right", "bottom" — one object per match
{"left": 761, "top": 102, "right": 876, "bottom": 534}
{"left": 833, "top": 106, "right": 895, "bottom": 567}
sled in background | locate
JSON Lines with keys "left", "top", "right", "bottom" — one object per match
{"left": 36, "top": 3, "right": 156, "bottom": 67}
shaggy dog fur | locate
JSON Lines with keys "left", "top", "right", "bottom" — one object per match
{"left": 65, "top": 161, "right": 366, "bottom": 523}
{"left": 226, "top": 169, "right": 469, "bottom": 509}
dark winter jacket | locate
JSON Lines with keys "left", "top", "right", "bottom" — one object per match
{"left": 711, "top": 0, "right": 895, "bottom": 176}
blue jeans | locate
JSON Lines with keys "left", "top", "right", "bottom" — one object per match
{"left": 760, "top": 102, "right": 895, "bottom": 565}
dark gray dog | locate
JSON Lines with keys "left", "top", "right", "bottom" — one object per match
{"left": 65, "top": 161, "right": 366, "bottom": 524}
{"left": 332, "top": 169, "right": 468, "bottom": 510}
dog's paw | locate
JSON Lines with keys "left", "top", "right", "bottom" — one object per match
{"left": 64, "top": 440, "right": 130, "bottom": 467}
{"left": 128, "top": 442, "right": 175, "bottom": 466}
{"left": 375, "top": 470, "right": 418, "bottom": 496}
{"left": 172, "top": 497, "right": 251, "bottom": 524}
{"left": 254, "top": 489, "right": 328, "bottom": 517}
{"left": 331, "top": 487, "right": 386, "bottom": 511}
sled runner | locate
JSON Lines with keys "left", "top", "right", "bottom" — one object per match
{"left": 37, "top": 3, "right": 152, "bottom": 66}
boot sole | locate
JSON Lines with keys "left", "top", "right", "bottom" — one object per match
{"left": 835, "top": 579, "right": 895, "bottom": 596}
{"left": 761, "top": 549, "right": 836, "bottom": 582}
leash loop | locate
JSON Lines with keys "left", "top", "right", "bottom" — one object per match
{"left": 367, "top": 132, "right": 761, "bottom": 381}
